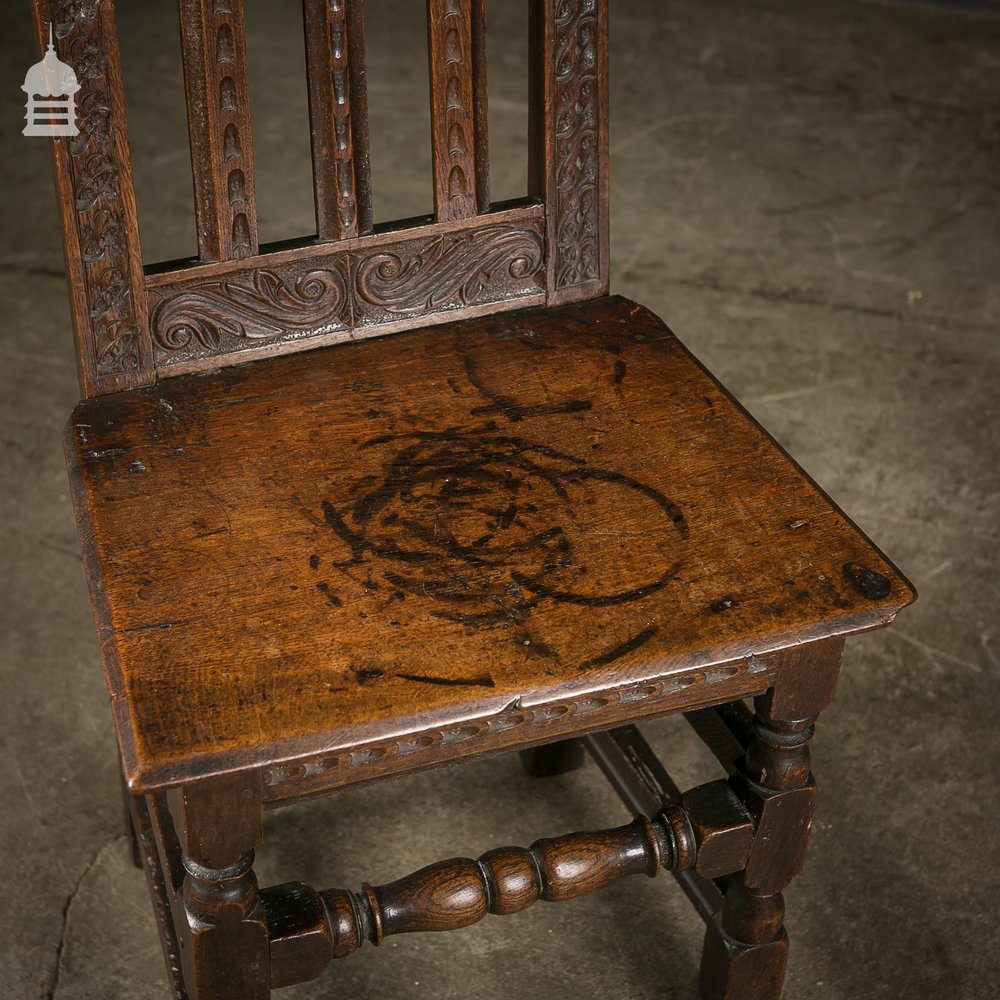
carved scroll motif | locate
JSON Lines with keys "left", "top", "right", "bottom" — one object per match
{"left": 50, "top": 0, "right": 149, "bottom": 382}
{"left": 354, "top": 223, "right": 544, "bottom": 316}
{"left": 150, "top": 267, "right": 349, "bottom": 356}
{"left": 149, "top": 216, "right": 545, "bottom": 367}
{"left": 552, "top": 0, "right": 602, "bottom": 290}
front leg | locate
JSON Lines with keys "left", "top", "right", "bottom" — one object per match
{"left": 168, "top": 773, "right": 271, "bottom": 1000}
{"left": 700, "top": 638, "right": 843, "bottom": 1000}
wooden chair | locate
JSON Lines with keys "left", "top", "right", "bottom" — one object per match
{"left": 34, "top": 1, "right": 915, "bottom": 997}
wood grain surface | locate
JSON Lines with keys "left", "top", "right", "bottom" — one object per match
{"left": 65, "top": 296, "right": 915, "bottom": 791}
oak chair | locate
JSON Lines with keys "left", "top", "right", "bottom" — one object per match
{"left": 34, "top": 1, "right": 916, "bottom": 997}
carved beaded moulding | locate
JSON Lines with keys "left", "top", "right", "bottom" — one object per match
{"left": 262, "top": 655, "right": 771, "bottom": 798}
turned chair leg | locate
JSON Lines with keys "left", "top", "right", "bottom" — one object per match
{"left": 698, "top": 696, "right": 817, "bottom": 999}
{"left": 700, "top": 640, "right": 841, "bottom": 1000}
{"left": 167, "top": 774, "right": 271, "bottom": 1000}
{"left": 520, "top": 738, "right": 586, "bottom": 777}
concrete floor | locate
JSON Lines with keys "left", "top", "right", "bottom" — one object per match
{"left": 2, "top": 0, "right": 999, "bottom": 997}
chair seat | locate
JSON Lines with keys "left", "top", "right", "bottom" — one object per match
{"left": 66, "top": 296, "right": 913, "bottom": 794}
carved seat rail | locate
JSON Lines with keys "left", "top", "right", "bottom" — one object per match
{"left": 31, "top": 0, "right": 609, "bottom": 397}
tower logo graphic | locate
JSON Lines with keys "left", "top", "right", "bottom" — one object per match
{"left": 22, "top": 25, "right": 80, "bottom": 137}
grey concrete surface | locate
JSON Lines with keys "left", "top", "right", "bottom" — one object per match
{"left": 1, "top": 1, "right": 998, "bottom": 998}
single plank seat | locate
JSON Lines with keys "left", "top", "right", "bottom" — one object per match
{"left": 66, "top": 296, "right": 912, "bottom": 795}
{"left": 32, "top": 0, "right": 915, "bottom": 997}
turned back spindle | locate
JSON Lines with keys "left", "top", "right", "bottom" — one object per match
{"left": 31, "top": 0, "right": 610, "bottom": 398}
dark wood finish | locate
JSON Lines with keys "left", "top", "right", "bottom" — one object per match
{"left": 302, "top": 0, "right": 373, "bottom": 240}
{"left": 30, "top": 0, "right": 155, "bottom": 397}
{"left": 169, "top": 774, "right": 270, "bottom": 999}
{"left": 683, "top": 781, "right": 755, "bottom": 880}
{"left": 685, "top": 700, "right": 755, "bottom": 776}
{"left": 583, "top": 725, "right": 724, "bottom": 923}
{"left": 178, "top": 0, "right": 259, "bottom": 261}
{"left": 64, "top": 297, "right": 914, "bottom": 793}
{"left": 427, "top": 0, "right": 489, "bottom": 220}
{"left": 144, "top": 203, "right": 546, "bottom": 374}
{"left": 38, "top": 0, "right": 614, "bottom": 389}
{"left": 699, "top": 638, "right": 843, "bottom": 1000}
{"left": 264, "top": 651, "right": 772, "bottom": 806}
{"left": 261, "top": 882, "right": 334, "bottom": 989}
{"left": 700, "top": 907, "right": 790, "bottom": 1000}
{"left": 126, "top": 793, "right": 188, "bottom": 999}
{"left": 530, "top": 0, "right": 611, "bottom": 305}
{"left": 122, "top": 769, "right": 142, "bottom": 868}
{"left": 257, "top": 785, "right": 751, "bottom": 987}
{"left": 38, "top": 1, "right": 918, "bottom": 995}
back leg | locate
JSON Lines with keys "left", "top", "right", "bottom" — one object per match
{"left": 520, "top": 739, "right": 586, "bottom": 777}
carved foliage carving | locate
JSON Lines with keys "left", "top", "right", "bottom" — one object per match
{"left": 150, "top": 219, "right": 545, "bottom": 365}
{"left": 355, "top": 223, "right": 544, "bottom": 317}
{"left": 50, "top": 0, "right": 144, "bottom": 377}
{"left": 552, "top": 0, "right": 601, "bottom": 289}
{"left": 151, "top": 267, "right": 348, "bottom": 354}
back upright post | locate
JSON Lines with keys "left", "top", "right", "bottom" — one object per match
{"left": 529, "top": 0, "right": 610, "bottom": 305}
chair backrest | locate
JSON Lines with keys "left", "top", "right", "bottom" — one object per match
{"left": 31, "top": 0, "right": 610, "bottom": 399}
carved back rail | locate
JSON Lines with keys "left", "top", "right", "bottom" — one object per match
{"left": 31, "top": 0, "right": 610, "bottom": 398}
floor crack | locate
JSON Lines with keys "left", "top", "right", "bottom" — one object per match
{"left": 43, "top": 834, "right": 125, "bottom": 1000}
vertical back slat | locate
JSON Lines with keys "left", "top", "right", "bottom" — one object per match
{"left": 530, "top": 0, "right": 610, "bottom": 305}
{"left": 32, "top": 0, "right": 154, "bottom": 397}
{"left": 427, "top": 0, "right": 489, "bottom": 222}
{"left": 303, "top": 0, "right": 373, "bottom": 240}
{"left": 178, "top": 0, "right": 258, "bottom": 261}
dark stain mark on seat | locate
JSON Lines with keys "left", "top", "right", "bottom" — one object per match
{"left": 316, "top": 581, "right": 342, "bottom": 607}
{"left": 843, "top": 562, "right": 891, "bottom": 600}
{"left": 353, "top": 667, "right": 384, "bottom": 685}
{"left": 579, "top": 625, "right": 659, "bottom": 670}
{"left": 461, "top": 352, "right": 593, "bottom": 422}
{"left": 397, "top": 672, "right": 496, "bottom": 688}
{"left": 314, "top": 426, "right": 688, "bottom": 629}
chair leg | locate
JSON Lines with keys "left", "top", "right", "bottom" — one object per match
{"left": 699, "top": 640, "right": 841, "bottom": 1000}
{"left": 519, "top": 738, "right": 586, "bottom": 777}
{"left": 699, "top": 879, "right": 789, "bottom": 1000}
{"left": 168, "top": 774, "right": 270, "bottom": 1000}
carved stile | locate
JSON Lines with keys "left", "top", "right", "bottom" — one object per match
{"left": 303, "top": 0, "right": 373, "bottom": 240}
{"left": 531, "top": 0, "right": 610, "bottom": 304}
{"left": 31, "top": 0, "right": 155, "bottom": 397}
{"left": 178, "top": 0, "right": 259, "bottom": 261}
{"left": 427, "top": 0, "right": 489, "bottom": 221}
